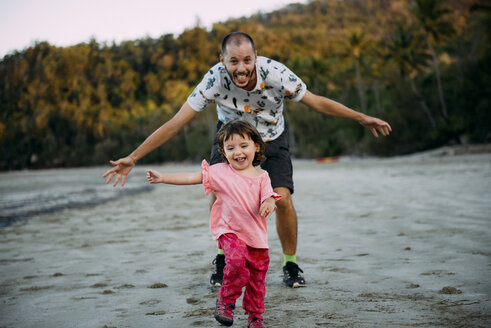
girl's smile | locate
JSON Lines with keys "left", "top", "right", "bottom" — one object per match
{"left": 222, "top": 133, "right": 259, "bottom": 173}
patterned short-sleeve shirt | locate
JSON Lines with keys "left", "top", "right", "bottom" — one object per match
{"left": 187, "top": 56, "right": 307, "bottom": 141}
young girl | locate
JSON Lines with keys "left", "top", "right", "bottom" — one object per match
{"left": 146, "top": 120, "right": 280, "bottom": 328}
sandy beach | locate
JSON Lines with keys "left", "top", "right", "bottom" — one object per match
{"left": 1, "top": 150, "right": 490, "bottom": 328}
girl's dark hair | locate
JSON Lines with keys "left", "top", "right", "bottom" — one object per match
{"left": 221, "top": 32, "right": 256, "bottom": 56}
{"left": 217, "top": 120, "right": 266, "bottom": 167}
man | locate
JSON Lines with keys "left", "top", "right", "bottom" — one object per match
{"left": 103, "top": 32, "right": 391, "bottom": 288}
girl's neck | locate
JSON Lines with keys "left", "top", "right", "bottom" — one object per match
{"left": 231, "top": 164, "right": 262, "bottom": 177}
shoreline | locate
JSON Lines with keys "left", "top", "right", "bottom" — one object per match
{"left": 2, "top": 142, "right": 490, "bottom": 174}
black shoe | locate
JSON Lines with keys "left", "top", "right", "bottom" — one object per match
{"left": 210, "top": 254, "right": 225, "bottom": 287}
{"left": 283, "top": 262, "right": 306, "bottom": 288}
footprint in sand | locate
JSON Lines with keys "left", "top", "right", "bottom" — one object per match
{"left": 186, "top": 297, "right": 204, "bottom": 305}
{"left": 440, "top": 286, "right": 462, "bottom": 294}
{"left": 139, "top": 299, "right": 161, "bottom": 306}
{"left": 145, "top": 310, "right": 166, "bottom": 315}
{"left": 148, "top": 283, "right": 168, "bottom": 288}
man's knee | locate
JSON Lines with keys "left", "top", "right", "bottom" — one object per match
{"left": 273, "top": 187, "right": 293, "bottom": 211}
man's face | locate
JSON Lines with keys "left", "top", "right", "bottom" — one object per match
{"left": 220, "top": 42, "right": 257, "bottom": 90}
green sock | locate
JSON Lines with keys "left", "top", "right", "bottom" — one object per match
{"left": 217, "top": 249, "right": 224, "bottom": 255}
{"left": 283, "top": 254, "right": 296, "bottom": 266}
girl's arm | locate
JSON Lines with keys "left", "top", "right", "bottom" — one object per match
{"left": 147, "top": 169, "right": 203, "bottom": 185}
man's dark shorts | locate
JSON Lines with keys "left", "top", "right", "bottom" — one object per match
{"left": 210, "top": 121, "right": 294, "bottom": 194}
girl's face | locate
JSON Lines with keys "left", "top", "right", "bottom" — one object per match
{"left": 222, "top": 133, "right": 259, "bottom": 172}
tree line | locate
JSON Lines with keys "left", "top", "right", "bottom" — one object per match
{"left": 0, "top": 0, "right": 489, "bottom": 170}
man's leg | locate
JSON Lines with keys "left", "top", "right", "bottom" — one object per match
{"left": 274, "top": 187, "right": 306, "bottom": 287}
{"left": 261, "top": 131, "right": 306, "bottom": 287}
{"left": 274, "top": 187, "right": 297, "bottom": 256}
{"left": 209, "top": 121, "right": 226, "bottom": 287}
{"left": 209, "top": 192, "right": 225, "bottom": 286}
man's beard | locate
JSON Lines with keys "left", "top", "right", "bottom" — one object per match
{"left": 226, "top": 64, "right": 256, "bottom": 88}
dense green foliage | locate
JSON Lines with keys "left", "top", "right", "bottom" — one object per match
{"left": 0, "top": 0, "right": 489, "bottom": 169}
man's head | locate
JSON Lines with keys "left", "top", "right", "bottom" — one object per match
{"left": 220, "top": 32, "right": 257, "bottom": 90}
{"left": 221, "top": 32, "right": 256, "bottom": 56}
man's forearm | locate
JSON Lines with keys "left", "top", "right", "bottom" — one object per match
{"left": 129, "top": 102, "right": 197, "bottom": 161}
{"left": 313, "top": 96, "right": 366, "bottom": 121}
{"left": 301, "top": 90, "right": 367, "bottom": 121}
{"left": 130, "top": 121, "right": 179, "bottom": 161}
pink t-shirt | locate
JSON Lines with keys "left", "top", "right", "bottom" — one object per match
{"left": 202, "top": 160, "right": 281, "bottom": 249}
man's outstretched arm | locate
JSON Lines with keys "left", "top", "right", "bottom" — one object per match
{"left": 300, "top": 90, "right": 392, "bottom": 137}
{"left": 103, "top": 102, "right": 198, "bottom": 187}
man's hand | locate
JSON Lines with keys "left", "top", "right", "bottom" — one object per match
{"left": 102, "top": 156, "right": 136, "bottom": 187}
{"left": 359, "top": 116, "right": 392, "bottom": 138}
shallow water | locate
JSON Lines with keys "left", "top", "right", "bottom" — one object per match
{"left": 0, "top": 166, "right": 153, "bottom": 227}
{"left": 1, "top": 154, "right": 490, "bottom": 229}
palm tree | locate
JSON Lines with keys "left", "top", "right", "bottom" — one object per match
{"left": 410, "top": 0, "right": 455, "bottom": 119}
{"left": 469, "top": 2, "right": 491, "bottom": 56}
{"left": 382, "top": 22, "right": 436, "bottom": 128}
{"left": 350, "top": 29, "right": 367, "bottom": 112}
{"left": 340, "top": 28, "right": 370, "bottom": 112}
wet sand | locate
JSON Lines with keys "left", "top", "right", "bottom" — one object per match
{"left": 1, "top": 151, "right": 490, "bottom": 327}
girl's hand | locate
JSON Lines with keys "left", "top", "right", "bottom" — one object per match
{"left": 103, "top": 156, "right": 136, "bottom": 187}
{"left": 146, "top": 170, "right": 163, "bottom": 184}
{"left": 260, "top": 198, "right": 277, "bottom": 219}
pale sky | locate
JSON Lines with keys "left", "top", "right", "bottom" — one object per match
{"left": 0, "top": 0, "right": 306, "bottom": 58}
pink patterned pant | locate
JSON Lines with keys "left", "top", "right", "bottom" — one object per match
{"left": 218, "top": 233, "right": 270, "bottom": 316}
